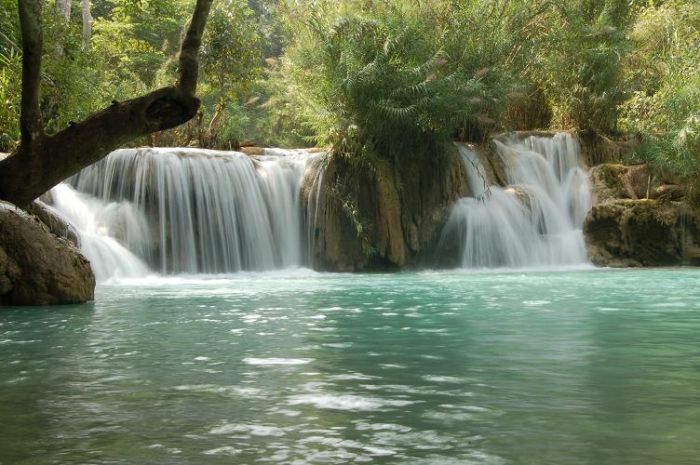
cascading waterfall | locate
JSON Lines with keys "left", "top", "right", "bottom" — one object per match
{"left": 46, "top": 133, "right": 590, "bottom": 279}
{"left": 47, "top": 184, "right": 151, "bottom": 281}
{"left": 440, "top": 133, "right": 592, "bottom": 268}
{"left": 50, "top": 147, "right": 323, "bottom": 279}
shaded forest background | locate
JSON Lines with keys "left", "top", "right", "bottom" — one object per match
{"left": 0, "top": 0, "right": 698, "bottom": 191}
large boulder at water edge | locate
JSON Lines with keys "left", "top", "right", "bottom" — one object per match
{"left": 26, "top": 200, "right": 80, "bottom": 247}
{"left": 0, "top": 201, "right": 95, "bottom": 306}
{"left": 584, "top": 162, "right": 700, "bottom": 267}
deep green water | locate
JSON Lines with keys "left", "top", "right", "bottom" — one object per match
{"left": 1, "top": 269, "right": 699, "bottom": 465}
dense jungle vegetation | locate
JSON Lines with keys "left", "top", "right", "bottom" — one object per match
{"left": 0, "top": 0, "right": 698, "bottom": 189}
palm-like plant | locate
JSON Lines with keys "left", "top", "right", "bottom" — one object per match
{"left": 283, "top": 0, "right": 517, "bottom": 158}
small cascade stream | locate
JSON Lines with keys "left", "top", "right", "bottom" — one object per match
{"left": 440, "top": 133, "right": 592, "bottom": 268}
{"left": 50, "top": 147, "right": 323, "bottom": 280}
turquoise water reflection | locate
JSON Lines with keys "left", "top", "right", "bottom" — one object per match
{"left": 1, "top": 269, "right": 699, "bottom": 464}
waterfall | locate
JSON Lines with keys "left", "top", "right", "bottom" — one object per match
{"left": 46, "top": 134, "right": 590, "bottom": 278}
{"left": 440, "top": 133, "right": 592, "bottom": 268}
{"left": 50, "top": 147, "right": 322, "bottom": 279}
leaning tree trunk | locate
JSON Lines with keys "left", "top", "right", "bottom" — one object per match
{"left": 0, "top": 0, "right": 213, "bottom": 208}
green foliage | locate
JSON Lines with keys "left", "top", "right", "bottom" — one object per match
{"left": 202, "top": 0, "right": 262, "bottom": 93}
{"left": 279, "top": 0, "right": 523, "bottom": 157}
{"left": 0, "top": 0, "right": 698, "bottom": 187}
{"left": 532, "top": 0, "right": 632, "bottom": 132}
{"left": 620, "top": 0, "right": 700, "bottom": 190}
{"left": 0, "top": 0, "right": 20, "bottom": 142}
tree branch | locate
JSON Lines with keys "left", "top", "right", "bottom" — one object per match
{"left": 178, "top": 0, "right": 214, "bottom": 96}
{"left": 18, "top": 0, "right": 44, "bottom": 145}
{"left": 0, "top": 86, "right": 201, "bottom": 207}
{"left": 0, "top": 0, "right": 214, "bottom": 207}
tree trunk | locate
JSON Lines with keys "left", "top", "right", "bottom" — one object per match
{"left": 81, "top": 0, "right": 92, "bottom": 50}
{"left": 55, "top": 0, "right": 71, "bottom": 22}
{"left": 0, "top": 0, "right": 214, "bottom": 208}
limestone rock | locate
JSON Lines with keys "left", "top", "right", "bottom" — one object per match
{"left": 584, "top": 160, "right": 698, "bottom": 267}
{"left": 0, "top": 201, "right": 95, "bottom": 306}
{"left": 305, "top": 146, "right": 466, "bottom": 271}
{"left": 577, "top": 130, "right": 638, "bottom": 166}
{"left": 584, "top": 199, "right": 700, "bottom": 267}
{"left": 240, "top": 146, "right": 265, "bottom": 156}
{"left": 26, "top": 201, "right": 80, "bottom": 246}
{"left": 589, "top": 163, "right": 685, "bottom": 204}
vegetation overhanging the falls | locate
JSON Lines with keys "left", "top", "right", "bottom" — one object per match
{"left": 0, "top": 0, "right": 698, "bottom": 198}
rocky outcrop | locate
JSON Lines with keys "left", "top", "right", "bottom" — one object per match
{"left": 305, "top": 146, "right": 467, "bottom": 271}
{"left": 0, "top": 201, "right": 95, "bottom": 306}
{"left": 577, "top": 130, "right": 637, "bottom": 166}
{"left": 26, "top": 200, "right": 80, "bottom": 246}
{"left": 589, "top": 163, "right": 684, "bottom": 203}
{"left": 585, "top": 200, "right": 700, "bottom": 267}
{"left": 584, "top": 163, "right": 700, "bottom": 267}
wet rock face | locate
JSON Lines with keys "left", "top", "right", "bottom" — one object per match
{"left": 584, "top": 200, "right": 700, "bottom": 267}
{"left": 305, "top": 147, "right": 466, "bottom": 271}
{"left": 0, "top": 201, "right": 95, "bottom": 306}
{"left": 584, "top": 163, "right": 700, "bottom": 267}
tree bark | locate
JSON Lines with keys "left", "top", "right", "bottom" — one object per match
{"left": 55, "top": 0, "right": 71, "bottom": 22}
{"left": 81, "top": 0, "right": 92, "bottom": 50}
{"left": 0, "top": 0, "right": 214, "bottom": 208}
{"left": 18, "top": 0, "right": 43, "bottom": 147}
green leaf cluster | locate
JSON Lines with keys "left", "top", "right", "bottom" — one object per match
{"left": 278, "top": 0, "right": 523, "bottom": 157}
{"left": 620, "top": 0, "right": 700, "bottom": 190}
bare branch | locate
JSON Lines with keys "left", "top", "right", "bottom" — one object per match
{"left": 18, "top": 0, "right": 44, "bottom": 145}
{"left": 177, "top": 0, "right": 214, "bottom": 96}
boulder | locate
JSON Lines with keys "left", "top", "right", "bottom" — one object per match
{"left": 240, "top": 146, "right": 266, "bottom": 156}
{"left": 584, "top": 160, "right": 698, "bottom": 267}
{"left": 0, "top": 201, "right": 95, "bottom": 306}
{"left": 584, "top": 199, "right": 700, "bottom": 267}
{"left": 576, "top": 130, "right": 638, "bottom": 166}
{"left": 26, "top": 201, "right": 80, "bottom": 246}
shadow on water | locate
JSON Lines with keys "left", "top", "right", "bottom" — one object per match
{"left": 0, "top": 303, "right": 96, "bottom": 464}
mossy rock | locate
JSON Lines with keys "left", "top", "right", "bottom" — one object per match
{"left": 584, "top": 199, "right": 700, "bottom": 267}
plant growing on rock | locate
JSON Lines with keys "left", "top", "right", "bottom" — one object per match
{"left": 280, "top": 0, "right": 521, "bottom": 160}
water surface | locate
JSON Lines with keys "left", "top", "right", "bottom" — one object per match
{"left": 1, "top": 269, "right": 699, "bottom": 464}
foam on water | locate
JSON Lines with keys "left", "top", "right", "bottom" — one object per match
{"left": 287, "top": 394, "right": 417, "bottom": 411}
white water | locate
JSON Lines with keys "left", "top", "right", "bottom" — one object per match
{"left": 50, "top": 148, "right": 322, "bottom": 280}
{"left": 441, "top": 133, "right": 592, "bottom": 268}
{"left": 47, "top": 184, "right": 151, "bottom": 281}
{"left": 48, "top": 134, "right": 591, "bottom": 279}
